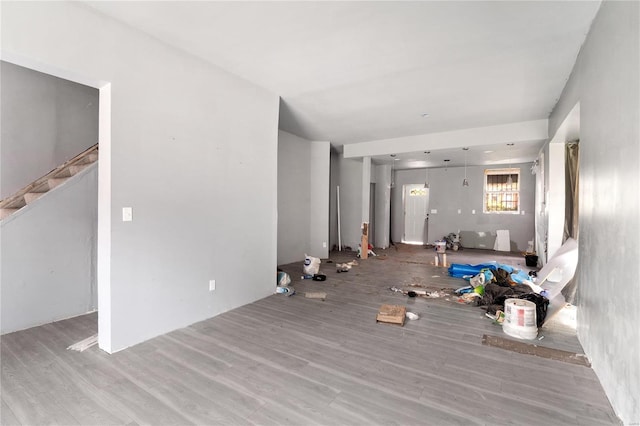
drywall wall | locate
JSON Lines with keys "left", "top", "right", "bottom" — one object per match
{"left": 2, "top": 2, "right": 279, "bottom": 352}
{"left": 277, "top": 131, "right": 311, "bottom": 265}
{"left": 329, "top": 148, "right": 340, "bottom": 250}
{"left": 1, "top": 165, "right": 98, "bottom": 334}
{"left": 309, "top": 141, "right": 330, "bottom": 259}
{"left": 547, "top": 1, "right": 639, "bottom": 423}
{"left": 277, "top": 131, "right": 329, "bottom": 265}
{"left": 0, "top": 61, "right": 98, "bottom": 199}
{"left": 373, "top": 164, "right": 391, "bottom": 249}
{"left": 332, "top": 156, "right": 363, "bottom": 250}
{"left": 392, "top": 164, "right": 535, "bottom": 251}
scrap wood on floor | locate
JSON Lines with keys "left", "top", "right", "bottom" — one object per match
{"left": 67, "top": 333, "right": 98, "bottom": 352}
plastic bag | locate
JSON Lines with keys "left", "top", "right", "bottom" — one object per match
{"left": 277, "top": 271, "right": 291, "bottom": 287}
{"left": 303, "top": 254, "right": 321, "bottom": 275}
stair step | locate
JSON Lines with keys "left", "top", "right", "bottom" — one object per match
{"left": 53, "top": 169, "right": 73, "bottom": 178}
{"left": 69, "top": 164, "right": 90, "bottom": 175}
{"left": 48, "top": 177, "right": 69, "bottom": 190}
{"left": 1, "top": 208, "right": 20, "bottom": 219}
{"left": 2, "top": 196, "right": 27, "bottom": 209}
{"left": 84, "top": 153, "right": 98, "bottom": 163}
{"left": 24, "top": 192, "right": 47, "bottom": 204}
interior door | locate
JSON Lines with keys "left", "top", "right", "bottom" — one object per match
{"left": 403, "top": 184, "right": 429, "bottom": 244}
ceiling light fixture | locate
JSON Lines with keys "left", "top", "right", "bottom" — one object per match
{"left": 424, "top": 151, "right": 430, "bottom": 188}
{"left": 462, "top": 147, "right": 469, "bottom": 187}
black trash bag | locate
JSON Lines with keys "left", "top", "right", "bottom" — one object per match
{"left": 480, "top": 282, "right": 533, "bottom": 312}
{"left": 494, "top": 268, "right": 517, "bottom": 287}
{"left": 518, "top": 293, "right": 549, "bottom": 327}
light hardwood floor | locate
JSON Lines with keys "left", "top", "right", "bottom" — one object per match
{"left": 1, "top": 245, "right": 620, "bottom": 425}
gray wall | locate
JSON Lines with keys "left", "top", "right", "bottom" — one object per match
{"left": 278, "top": 131, "right": 311, "bottom": 265}
{"left": 329, "top": 154, "right": 364, "bottom": 251}
{"left": 548, "top": 1, "right": 639, "bottom": 423}
{"left": 277, "top": 130, "right": 330, "bottom": 265}
{"left": 1, "top": 165, "right": 98, "bottom": 334}
{"left": 1, "top": 61, "right": 98, "bottom": 199}
{"left": 373, "top": 164, "right": 391, "bottom": 249}
{"left": 392, "top": 163, "right": 535, "bottom": 251}
{"left": 309, "top": 140, "right": 330, "bottom": 260}
{"left": 3, "top": 2, "right": 280, "bottom": 352}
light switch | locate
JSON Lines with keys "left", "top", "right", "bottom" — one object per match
{"left": 472, "top": 209, "right": 476, "bottom": 215}
{"left": 430, "top": 209, "right": 437, "bottom": 214}
{"left": 458, "top": 209, "right": 462, "bottom": 214}
{"left": 122, "top": 207, "right": 132, "bottom": 222}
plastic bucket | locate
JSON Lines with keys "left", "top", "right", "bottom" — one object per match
{"left": 525, "top": 254, "right": 538, "bottom": 267}
{"left": 435, "top": 241, "right": 446, "bottom": 253}
{"left": 503, "top": 298, "right": 538, "bottom": 340}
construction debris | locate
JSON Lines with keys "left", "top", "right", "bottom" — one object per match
{"left": 67, "top": 334, "right": 98, "bottom": 352}
{"left": 376, "top": 304, "right": 406, "bottom": 326}
{"left": 305, "top": 292, "right": 327, "bottom": 300}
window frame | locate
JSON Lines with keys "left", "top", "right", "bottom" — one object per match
{"left": 483, "top": 168, "right": 521, "bottom": 214}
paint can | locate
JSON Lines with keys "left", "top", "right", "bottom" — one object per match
{"left": 503, "top": 298, "right": 538, "bottom": 340}
{"left": 435, "top": 241, "right": 446, "bottom": 253}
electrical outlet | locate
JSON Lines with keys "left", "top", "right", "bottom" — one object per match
{"left": 209, "top": 280, "right": 216, "bottom": 291}
{"left": 472, "top": 209, "right": 476, "bottom": 214}
{"left": 323, "top": 242, "right": 327, "bottom": 248}
{"left": 430, "top": 209, "right": 437, "bottom": 214}
{"left": 122, "top": 207, "right": 132, "bottom": 222}
{"left": 457, "top": 209, "right": 461, "bottom": 214}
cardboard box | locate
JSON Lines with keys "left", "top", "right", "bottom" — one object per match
{"left": 376, "top": 304, "right": 406, "bottom": 326}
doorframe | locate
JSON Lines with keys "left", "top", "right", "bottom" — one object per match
{"left": 1, "top": 52, "right": 113, "bottom": 352}
{"left": 401, "top": 183, "right": 429, "bottom": 245}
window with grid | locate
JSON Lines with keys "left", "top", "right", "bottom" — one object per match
{"left": 484, "top": 168, "right": 520, "bottom": 213}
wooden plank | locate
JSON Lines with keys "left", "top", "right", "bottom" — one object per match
{"left": 482, "top": 334, "right": 591, "bottom": 367}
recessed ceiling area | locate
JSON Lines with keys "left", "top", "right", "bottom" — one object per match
{"left": 83, "top": 1, "right": 600, "bottom": 167}
{"left": 372, "top": 139, "right": 544, "bottom": 170}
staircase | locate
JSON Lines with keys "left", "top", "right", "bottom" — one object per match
{"left": 0, "top": 144, "right": 99, "bottom": 220}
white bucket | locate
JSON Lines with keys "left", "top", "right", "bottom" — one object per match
{"left": 503, "top": 298, "right": 538, "bottom": 340}
{"left": 435, "top": 241, "right": 446, "bottom": 253}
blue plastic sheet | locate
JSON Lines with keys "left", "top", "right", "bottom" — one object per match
{"left": 448, "top": 262, "right": 531, "bottom": 284}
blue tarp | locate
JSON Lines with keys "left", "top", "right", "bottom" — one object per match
{"left": 448, "top": 262, "right": 531, "bottom": 284}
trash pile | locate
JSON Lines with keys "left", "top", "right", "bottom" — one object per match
{"left": 357, "top": 243, "right": 376, "bottom": 258}
{"left": 336, "top": 259, "right": 358, "bottom": 273}
{"left": 302, "top": 254, "right": 327, "bottom": 281}
{"left": 448, "top": 261, "right": 549, "bottom": 325}
{"left": 443, "top": 232, "right": 462, "bottom": 251}
{"left": 389, "top": 286, "right": 451, "bottom": 299}
{"left": 277, "top": 253, "right": 355, "bottom": 297}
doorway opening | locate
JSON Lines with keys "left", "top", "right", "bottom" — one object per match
{"left": 402, "top": 184, "right": 429, "bottom": 245}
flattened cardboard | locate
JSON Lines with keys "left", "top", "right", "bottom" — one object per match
{"left": 376, "top": 304, "right": 406, "bottom": 326}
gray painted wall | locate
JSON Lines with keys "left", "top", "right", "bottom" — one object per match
{"left": 309, "top": 141, "right": 330, "bottom": 260}
{"left": 547, "top": 1, "right": 639, "bottom": 423}
{"left": 392, "top": 163, "right": 535, "bottom": 251}
{"left": 333, "top": 156, "right": 363, "bottom": 251}
{"left": 329, "top": 148, "right": 340, "bottom": 250}
{"left": 1, "top": 165, "right": 98, "bottom": 334}
{"left": 278, "top": 131, "right": 311, "bottom": 265}
{"left": 277, "top": 131, "right": 329, "bottom": 265}
{"left": 3, "top": 2, "right": 280, "bottom": 352}
{"left": 1, "top": 61, "right": 98, "bottom": 199}
{"left": 373, "top": 164, "right": 391, "bottom": 249}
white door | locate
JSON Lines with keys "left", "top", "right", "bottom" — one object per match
{"left": 403, "top": 184, "right": 429, "bottom": 244}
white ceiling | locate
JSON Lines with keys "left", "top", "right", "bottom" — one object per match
{"left": 84, "top": 1, "right": 600, "bottom": 167}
